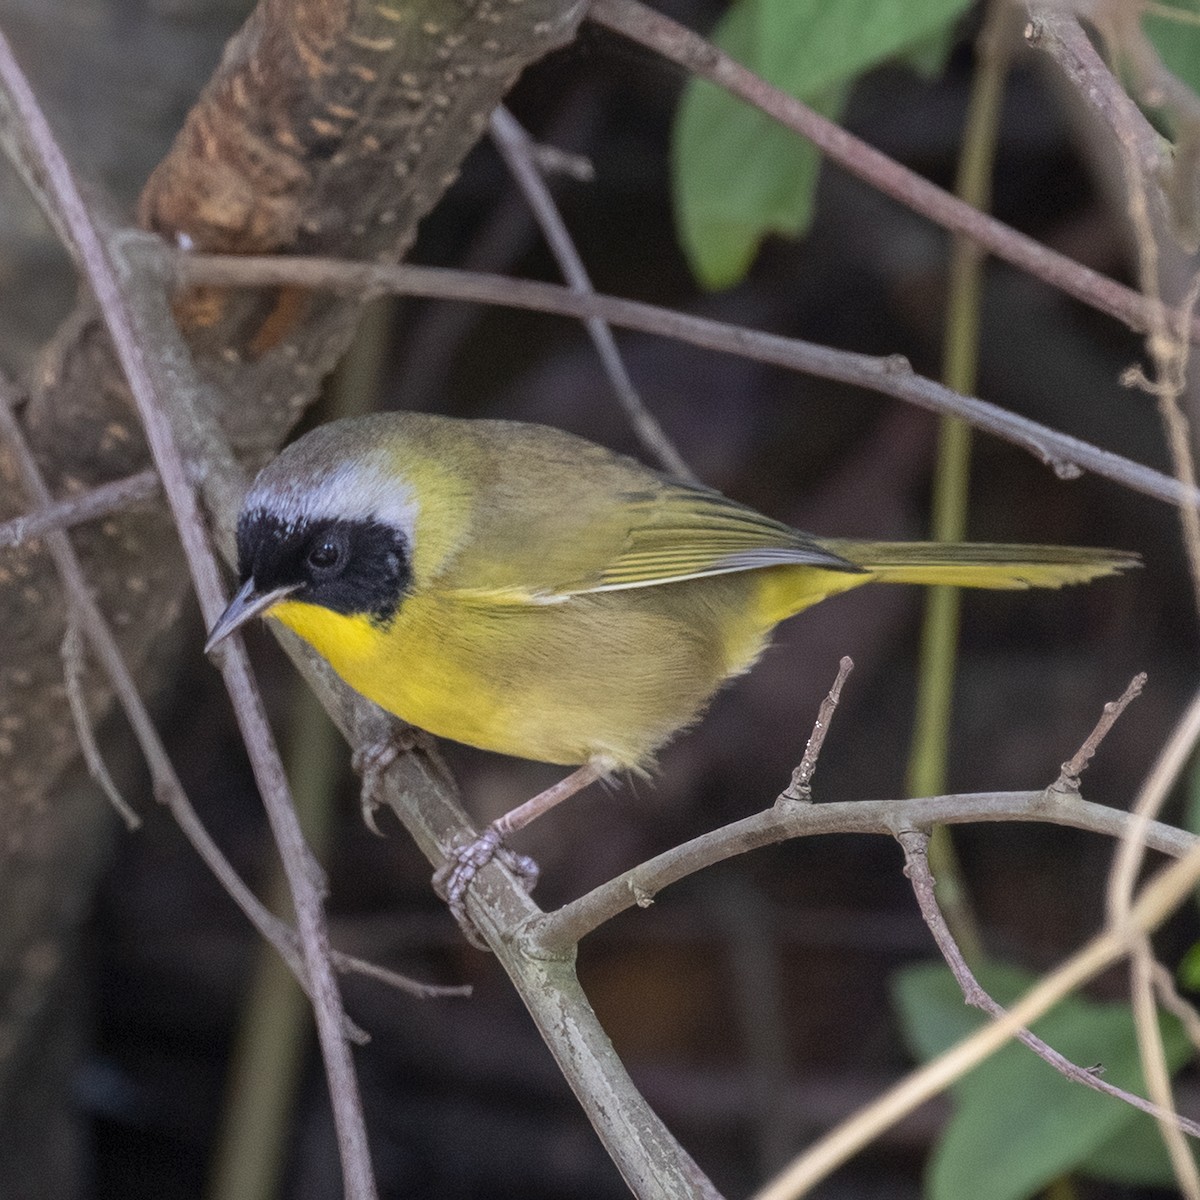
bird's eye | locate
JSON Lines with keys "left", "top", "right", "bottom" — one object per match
{"left": 306, "top": 530, "right": 348, "bottom": 576}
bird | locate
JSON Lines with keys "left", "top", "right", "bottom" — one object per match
{"left": 205, "top": 411, "right": 1138, "bottom": 934}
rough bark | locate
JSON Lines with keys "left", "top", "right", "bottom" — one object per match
{"left": 0, "top": 0, "right": 584, "bottom": 1188}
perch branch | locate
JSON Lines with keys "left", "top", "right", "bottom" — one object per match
{"left": 526, "top": 788, "right": 1196, "bottom": 956}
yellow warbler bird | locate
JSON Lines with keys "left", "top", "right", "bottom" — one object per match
{"left": 205, "top": 413, "right": 1137, "bottom": 923}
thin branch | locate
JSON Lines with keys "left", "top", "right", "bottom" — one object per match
{"left": 178, "top": 250, "right": 1200, "bottom": 514}
{"left": 1097, "top": 8, "right": 1200, "bottom": 619}
{"left": 60, "top": 620, "right": 141, "bottom": 831}
{"left": 777, "top": 656, "right": 853, "bottom": 803}
{"left": 525, "top": 788, "right": 1197, "bottom": 957}
{"left": 334, "top": 953, "right": 470, "bottom": 999}
{"left": 0, "top": 33, "right": 377, "bottom": 1197}
{"left": 0, "top": 466, "right": 159, "bottom": 549}
{"left": 1053, "top": 671, "right": 1147, "bottom": 792}
{"left": 898, "top": 829, "right": 1200, "bottom": 1138}
{"left": 489, "top": 106, "right": 696, "bottom": 481}
{"left": 586, "top": 0, "right": 1200, "bottom": 346}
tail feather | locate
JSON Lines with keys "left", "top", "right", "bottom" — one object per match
{"left": 823, "top": 541, "right": 1141, "bottom": 590}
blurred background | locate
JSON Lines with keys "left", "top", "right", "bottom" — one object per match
{"left": 0, "top": 0, "right": 1194, "bottom": 1196}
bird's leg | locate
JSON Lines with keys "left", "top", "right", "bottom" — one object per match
{"left": 433, "top": 760, "right": 607, "bottom": 946}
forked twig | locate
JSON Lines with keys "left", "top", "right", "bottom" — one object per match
{"left": 898, "top": 829, "right": 1200, "bottom": 1138}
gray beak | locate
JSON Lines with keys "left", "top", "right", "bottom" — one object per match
{"left": 204, "top": 579, "right": 299, "bottom": 655}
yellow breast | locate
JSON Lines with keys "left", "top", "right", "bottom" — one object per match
{"left": 267, "top": 570, "right": 799, "bottom": 769}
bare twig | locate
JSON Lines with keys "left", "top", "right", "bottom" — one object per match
{"left": 586, "top": 0, "right": 1200, "bottom": 345}
{"left": 778, "top": 656, "right": 853, "bottom": 803}
{"left": 60, "top": 621, "right": 141, "bottom": 830}
{"left": 1053, "top": 671, "right": 1147, "bottom": 792}
{"left": 0, "top": 467, "right": 159, "bottom": 549}
{"left": 525, "top": 787, "right": 1198, "bottom": 957}
{"left": 0, "top": 33, "right": 377, "bottom": 1197}
{"left": 489, "top": 105, "right": 696, "bottom": 480}
{"left": 334, "top": 953, "right": 470, "bottom": 999}
{"left": 898, "top": 829, "right": 1200, "bottom": 1137}
{"left": 178, "top": 250, "right": 1200, "bottom": 514}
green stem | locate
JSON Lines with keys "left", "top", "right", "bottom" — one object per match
{"left": 906, "top": 3, "right": 1018, "bottom": 968}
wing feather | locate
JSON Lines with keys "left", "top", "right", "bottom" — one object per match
{"left": 561, "top": 486, "right": 859, "bottom": 593}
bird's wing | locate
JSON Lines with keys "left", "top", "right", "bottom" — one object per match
{"left": 565, "top": 485, "right": 859, "bottom": 593}
{"left": 438, "top": 478, "right": 860, "bottom": 606}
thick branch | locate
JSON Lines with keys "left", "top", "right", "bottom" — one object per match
{"left": 0, "top": 34, "right": 380, "bottom": 1196}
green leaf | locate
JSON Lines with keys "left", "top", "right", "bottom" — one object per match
{"left": 1179, "top": 941, "right": 1200, "bottom": 990}
{"left": 892, "top": 961, "right": 1193, "bottom": 1200}
{"left": 672, "top": 0, "right": 974, "bottom": 288}
{"left": 753, "top": 0, "right": 973, "bottom": 94}
{"left": 1143, "top": 0, "right": 1200, "bottom": 102}
{"left": 898, "top": 23, "right": 961, "bottom": 81}
{"left": 1085, "top": 1110, "right": 1188, "bottom": 1187}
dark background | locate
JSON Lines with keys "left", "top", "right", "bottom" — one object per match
{"left": 1, "top": 0, "right": 1193, "bottom": 1196}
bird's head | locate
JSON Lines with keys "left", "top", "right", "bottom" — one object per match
{"left": 204, "top": 420, "right": 419, "bottom": 654}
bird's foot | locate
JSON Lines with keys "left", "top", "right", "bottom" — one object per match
{"left": 433, "top": 825, "right": 539, "bottom": 949}
{"left": 353, "top": 723, "right": 442, "bottom": 835}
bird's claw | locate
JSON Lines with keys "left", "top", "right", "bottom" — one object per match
{"left": 433, "top": 826, "right": 539, "bottom": 949}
